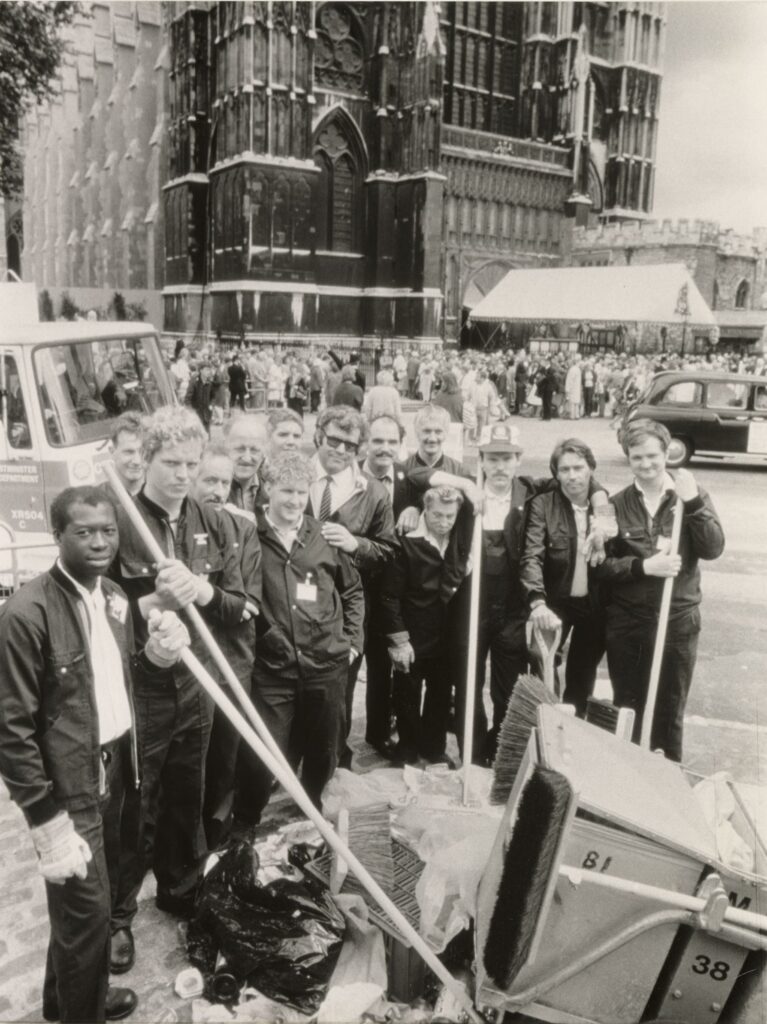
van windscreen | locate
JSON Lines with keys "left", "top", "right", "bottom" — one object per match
{"left": 33, "top": 335, "right": 174, "bottom": 446}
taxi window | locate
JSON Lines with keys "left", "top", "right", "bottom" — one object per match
{"left": 706, "top": 381, "right": 749, "bottom": 410}
{"left": 657, "top": 381, "right": 701, "bottom": 406}
{"left": 33, "top": 335, "right": 174, "bottom": 447}
{"left": 754, "top": 386, "right": 767, "bottom": 411}
{"left": 1, "top": 356, "right": 32, "bottom": 449}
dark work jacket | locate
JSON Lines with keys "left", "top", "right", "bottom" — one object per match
{"left": 403, "top": 452, "right": 467, "bottom": 512}
{"left": 228, "top": 474, "right": 267, "bottom": 515}
{"left": 0, "top": 564, "right": 166, "bottom": 826}
{"left": 309, "top": 472, "right": 398, "bottom": 585}
{"left": 254, "top": 512, "right": 365, "bottom": 681}
{"left": 218, "top": 506, "right": 262, "bottom": 681}
{"left": 186, "top": 374, "right": 213, "bottom": 428}
{"left": 379, "top": 534, "right": 459, "bottom": 658}
{"left": 596, "top": 484, "right": 725, "bottom": 628}
{"left": 359, "top": 459, "right": 410, "bottom": 521}
{"left": 520, "top": 487, "right": 600, "bottom": 609}
{"left": 108, "top": 490, "right": 248, "bottom": 688}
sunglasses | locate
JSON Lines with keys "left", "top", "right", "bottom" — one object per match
{"left": 321, "top": 432, "right": 360, "bottom": 454}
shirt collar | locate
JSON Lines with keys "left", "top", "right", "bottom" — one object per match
{"left": 264, "top": 511, "right": 303, "bottom": 537}
{"left": 138, "top": 486, "right": 188, "bottom": 522}
{"left": 313, "top": 456, "right": 359, "bottom": 488}
{"left": 363, "top": 458, "right": 393, "bottom": 483}
{"left": 56, "top": 558, "right": 102, "bottom": 603}
{"left": 407, "top": 512, "right": 449, "bottom": 556}
{"left": 634, "top": 473, "right": 676, "bottom": 498}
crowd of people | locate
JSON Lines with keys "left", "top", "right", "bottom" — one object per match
{"left": 0, "top": 335, "right": 729, "bottom": 1023}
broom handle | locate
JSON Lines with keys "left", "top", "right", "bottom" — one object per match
{"left": 101, "top": 461, "right": 293, "bottom": 778}
{"left": 462, "top": 463, "right": 484, "bottom": 806}
{"left": 179, "top": 644, "right": 483, "bottom": 1024}
{"left": 560, "top": 865, "right": 767, "bottom": 935}
{"left": 640, "top": 497, "right": 683, "bottom": 749}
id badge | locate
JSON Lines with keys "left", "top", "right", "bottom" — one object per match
{"left": 107, "top": 593, "right": 128, "bottom": 624}
{"left": 296, "top": 573, "right": 318, "bottom": 602}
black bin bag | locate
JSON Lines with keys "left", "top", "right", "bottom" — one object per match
{"left": 186, "top": 841, "right": 346, "bottom": 1013}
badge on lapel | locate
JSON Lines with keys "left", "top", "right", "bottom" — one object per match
{"left": 107, "top": 592, "right": 128, "bottom": 624}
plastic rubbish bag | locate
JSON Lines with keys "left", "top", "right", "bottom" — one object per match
{"left": 693, "top": 772, "right": 755, "bottom": 874}
{"left": 322, "top": 768, "right": 409, "bottom": 822}
{"left": 186, "top": 841, "right": 346, "bottom": 1014}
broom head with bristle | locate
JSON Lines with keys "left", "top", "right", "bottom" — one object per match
{"left": 483, "top": 766, "right": 573, "bottom": 989}
{"left": 490, "top": 673, "right": 557, "bottom": 805}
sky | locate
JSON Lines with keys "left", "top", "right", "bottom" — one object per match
{"left": 652, "top": 1, "right": 767, "bottom": 234}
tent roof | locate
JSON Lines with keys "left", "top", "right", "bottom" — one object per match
{"left": 469, "top": 263, "right": 716, "bottom": 328}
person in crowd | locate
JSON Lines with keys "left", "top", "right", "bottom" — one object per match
{"left": 309, "top": 358, "right": 325, "bottom": 414}
{"left": 581, "top": 360, "right": 595, "bottom": 417}
{"left": 108, "top": 412, "right": 145, "bottom": 497}
{"left": 380, "top": 486, "right": 467, "bottom": 767}
{"left": 431, "top": 370, "right": 463, "bottom": 423}
{"left": 470, "top": 369, "right": 495, "bottom": 443}
{"left": 0, "top": 486, "right": 189, "bottom": 1023}
{"left": 284, "top": 362, "right": 309, "bottom": 419}
{"left": 565, "top": 358, "right": 583, "bottom": 419}
{"left": 406, "top": 351, "right": 420, "bottom": 399}
{"left": 265, "top": 407, "right": 304, "bottom": 461}
{"left": 535, "top": 359, "right": 559, "bottom": 421}
{"left": 223, "top": 411, "right": 268, "bottom": 515}
{"left": 348, "top": 352, "right": 367, "bottom": 392}
{"left": 266, "top": 355, "right": 286, "bottom": 409}
{"left": 513, "top": 355, "right": 530, "bottom": 415}
{"left": 211, "top": 356, "right": 229, "bottom": 425}
{"left": 331, "top": 364, "right": 364, "bottom": 411}
{"left": 393, "top": 350, "right": 407, "bottom": 394}
{"left": 417, "top": 360, "right": 435, "bottom": 403}
{"left": 596, "top": 419, "right": 725, "bottom": 761}
{"left": 309, "top": 406, "right": 398, "bottom": 768}
{"left": 107, "top": 406, "right": 249, "bottom": 922}
{"left": 249, "top": 452, "right": 365, "bottom": 812}
{"left": 359, "top": 414, "right": 410, "bottom": 760}
{"left": 189, "top": 444, "right": 262, "bottom": 847}
{"left": 397, "top": 404, "right": 466, "bottom": 535}
{"left": 520, "top": 439, "right": 608, "bottom": 716}
{"left": 185, "top": 361, "right": 215, "bottom": 432}
{"left": 228, "top": 355, "right": 248, "bottom": 412}
{"left": 363, "top": 368, "right": 403, "bottom": 423}
{"left": 170, "top": 347, "right": 191, "bottom": 403}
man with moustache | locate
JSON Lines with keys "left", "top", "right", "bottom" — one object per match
{"left": 521, "top": 439, "right": 608, "bottom": 716}
{"left": 0, "top": 486, "right": 189, "bottom": 1023}
{"left": 189, "top": 443, "right": 262, "bottom": 846}
{"left": 224, "top": 411, "right": 269, "bottom": 516}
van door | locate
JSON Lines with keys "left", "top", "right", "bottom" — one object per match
{"left": 746, "top": 382, "right": 767, "bottom": 456}
{"left": 699, "top": 380, "right": 751, "bottom": 453}
{"left": 0, "top": 351, "right": 48, "bottom": 534}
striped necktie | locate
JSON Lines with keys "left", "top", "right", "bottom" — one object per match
{"left": 319, "top": 476, "right": 333, "bottom": 521}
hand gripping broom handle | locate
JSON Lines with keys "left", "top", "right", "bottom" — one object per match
{"left": 179, "top": 644, "right": 483, "bottom": 1022}
{"left": 640, "top": 497, "right": 683, "bottom": 750}
{"left": 462, "top": 463, "right": 484, "bottom": 806}
{"left": 101, "top": 461, "right": 293, "bottom": 779}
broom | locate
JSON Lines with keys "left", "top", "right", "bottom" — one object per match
{"left": 489, "top": 623, "right": 561, "bottom": 806}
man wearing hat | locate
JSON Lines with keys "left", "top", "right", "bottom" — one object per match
{"left": 419, "top": 423, "right": 605, "bottom": 762}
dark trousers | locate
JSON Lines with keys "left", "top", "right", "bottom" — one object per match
{"left": 364, "top": 631, "right": 394, "bottom": 748}
{"left": 310, "top": 389, "right": 321, "bottom": 413}
{"left": 546, "top": 595, "right": 606, "bottom": 716}
{"left": 541, "top": 392, "right": 554, "bottom": 420}
{"left": 583, "top": 387, "right": 594, "bottom": 416}
{"left": 392, "top": 654, "right": 451, "bottom": 761}
{"left": 605, "top": 608, "right": 700, "bottom": 762}
{"left": 408, "top": 378, "right": 418, "bottom": 399}
{"left": 122, "top": 682, "right": 214, "bottom": 913}
{"left": 204, "top": 672, "right": 252, "bottom": 849}
{"left": 229, "top": 388, "right": 246, "bottom": 411}
{"left": 455, "top": 609, "right": 528, "bottom": 764}
{"left": 247, "top": 666, "right": 347, "bottom": 814}
{"left": 102, "top": 734, "right": 139, "bottom": 933}
{"left": 43, "top": 737, "right": 127, "bottom": 1023}
{"left": 338, "top": 650, "right": 364, "bottom": 769}
{"left": 514, "top": 382, "right": 527, "bottom": 413}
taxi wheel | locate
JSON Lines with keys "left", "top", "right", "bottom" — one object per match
{"left": 666, "top": 436, "right": 692, "bottom": 468}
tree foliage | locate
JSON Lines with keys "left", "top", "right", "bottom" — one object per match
{"left": 0, "top": 2, "right": 78, "bottom": 196}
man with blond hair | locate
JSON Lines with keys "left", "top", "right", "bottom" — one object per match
{"left": 108, "top": 406, "right": 249, "bottom": 922}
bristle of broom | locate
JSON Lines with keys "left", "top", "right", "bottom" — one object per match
{"left": 343, "top": 802, "right": 393, "bottom": 894}
{"left": 490, "top": 674, "right": 557, "bottom": 805}
{"left": 483, "top": 767, "right": 572, "bottom": 989}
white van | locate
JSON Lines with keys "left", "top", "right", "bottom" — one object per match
{"left": 0, "top": 278, "right": 176, "bottom": 595}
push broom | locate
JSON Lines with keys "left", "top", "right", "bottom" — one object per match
{"left": 101, "top": 462, "right": 482, "bottom": 1023}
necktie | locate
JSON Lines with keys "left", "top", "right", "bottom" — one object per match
{"left": 319, "top": 476, "right": 333, "bottom": 521}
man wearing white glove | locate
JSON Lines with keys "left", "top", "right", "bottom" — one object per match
{"left": 0, "top": 486, "right": 190, "bottom": 1023}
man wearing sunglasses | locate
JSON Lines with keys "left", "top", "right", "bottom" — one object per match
{"left": 310, "top": 406, "right": 398, "bottom": 768}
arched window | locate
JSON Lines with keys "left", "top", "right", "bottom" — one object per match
{"left": 735, "top": 279, "right": 749, "bottom": 309}
{"left": 314, "top": 3, "right": 365, "bottom": 92}
{"left": 313, "top": 114, "right": 365, "bottom": 253}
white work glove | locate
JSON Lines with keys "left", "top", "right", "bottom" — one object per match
{"left": 30, "top": 812, "right": 92, "bottom": 885}
{"left": 145, "top": 609, "right": 191, "bottom": 667}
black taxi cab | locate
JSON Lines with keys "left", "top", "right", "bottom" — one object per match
{"left": 621, "top": 370, "right": 767, "bottom": 468}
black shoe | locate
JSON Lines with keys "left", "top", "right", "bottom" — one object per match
{"left": 155, "top": 890, "right": 197, "bottom": 919}
{"left": 110, "top": 927, "right": 135, "bottom": 974}
{"left": 369, "top": 740, "right": 405, "bottom": 767}
{"left": 43, "top": 987, "right": 138, "bottom": 1022}
{"left": 390, "top": 743, "right": 419, "bottom": 766}
{"left": 105, "top": 987, "right": 138, "bottom": 1021}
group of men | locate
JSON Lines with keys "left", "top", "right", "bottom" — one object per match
{"left": 0, "top": 394, "right": 724, "bottom": 1023}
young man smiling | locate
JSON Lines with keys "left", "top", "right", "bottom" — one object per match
{"left": 108, "top": 412, "right": 144, "bottom": 497}
{"left": 597, "top": 419, "right": 724, "bottom": 761}
{"left": 250, "top": 452, "right": 365, "bottom": 813}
